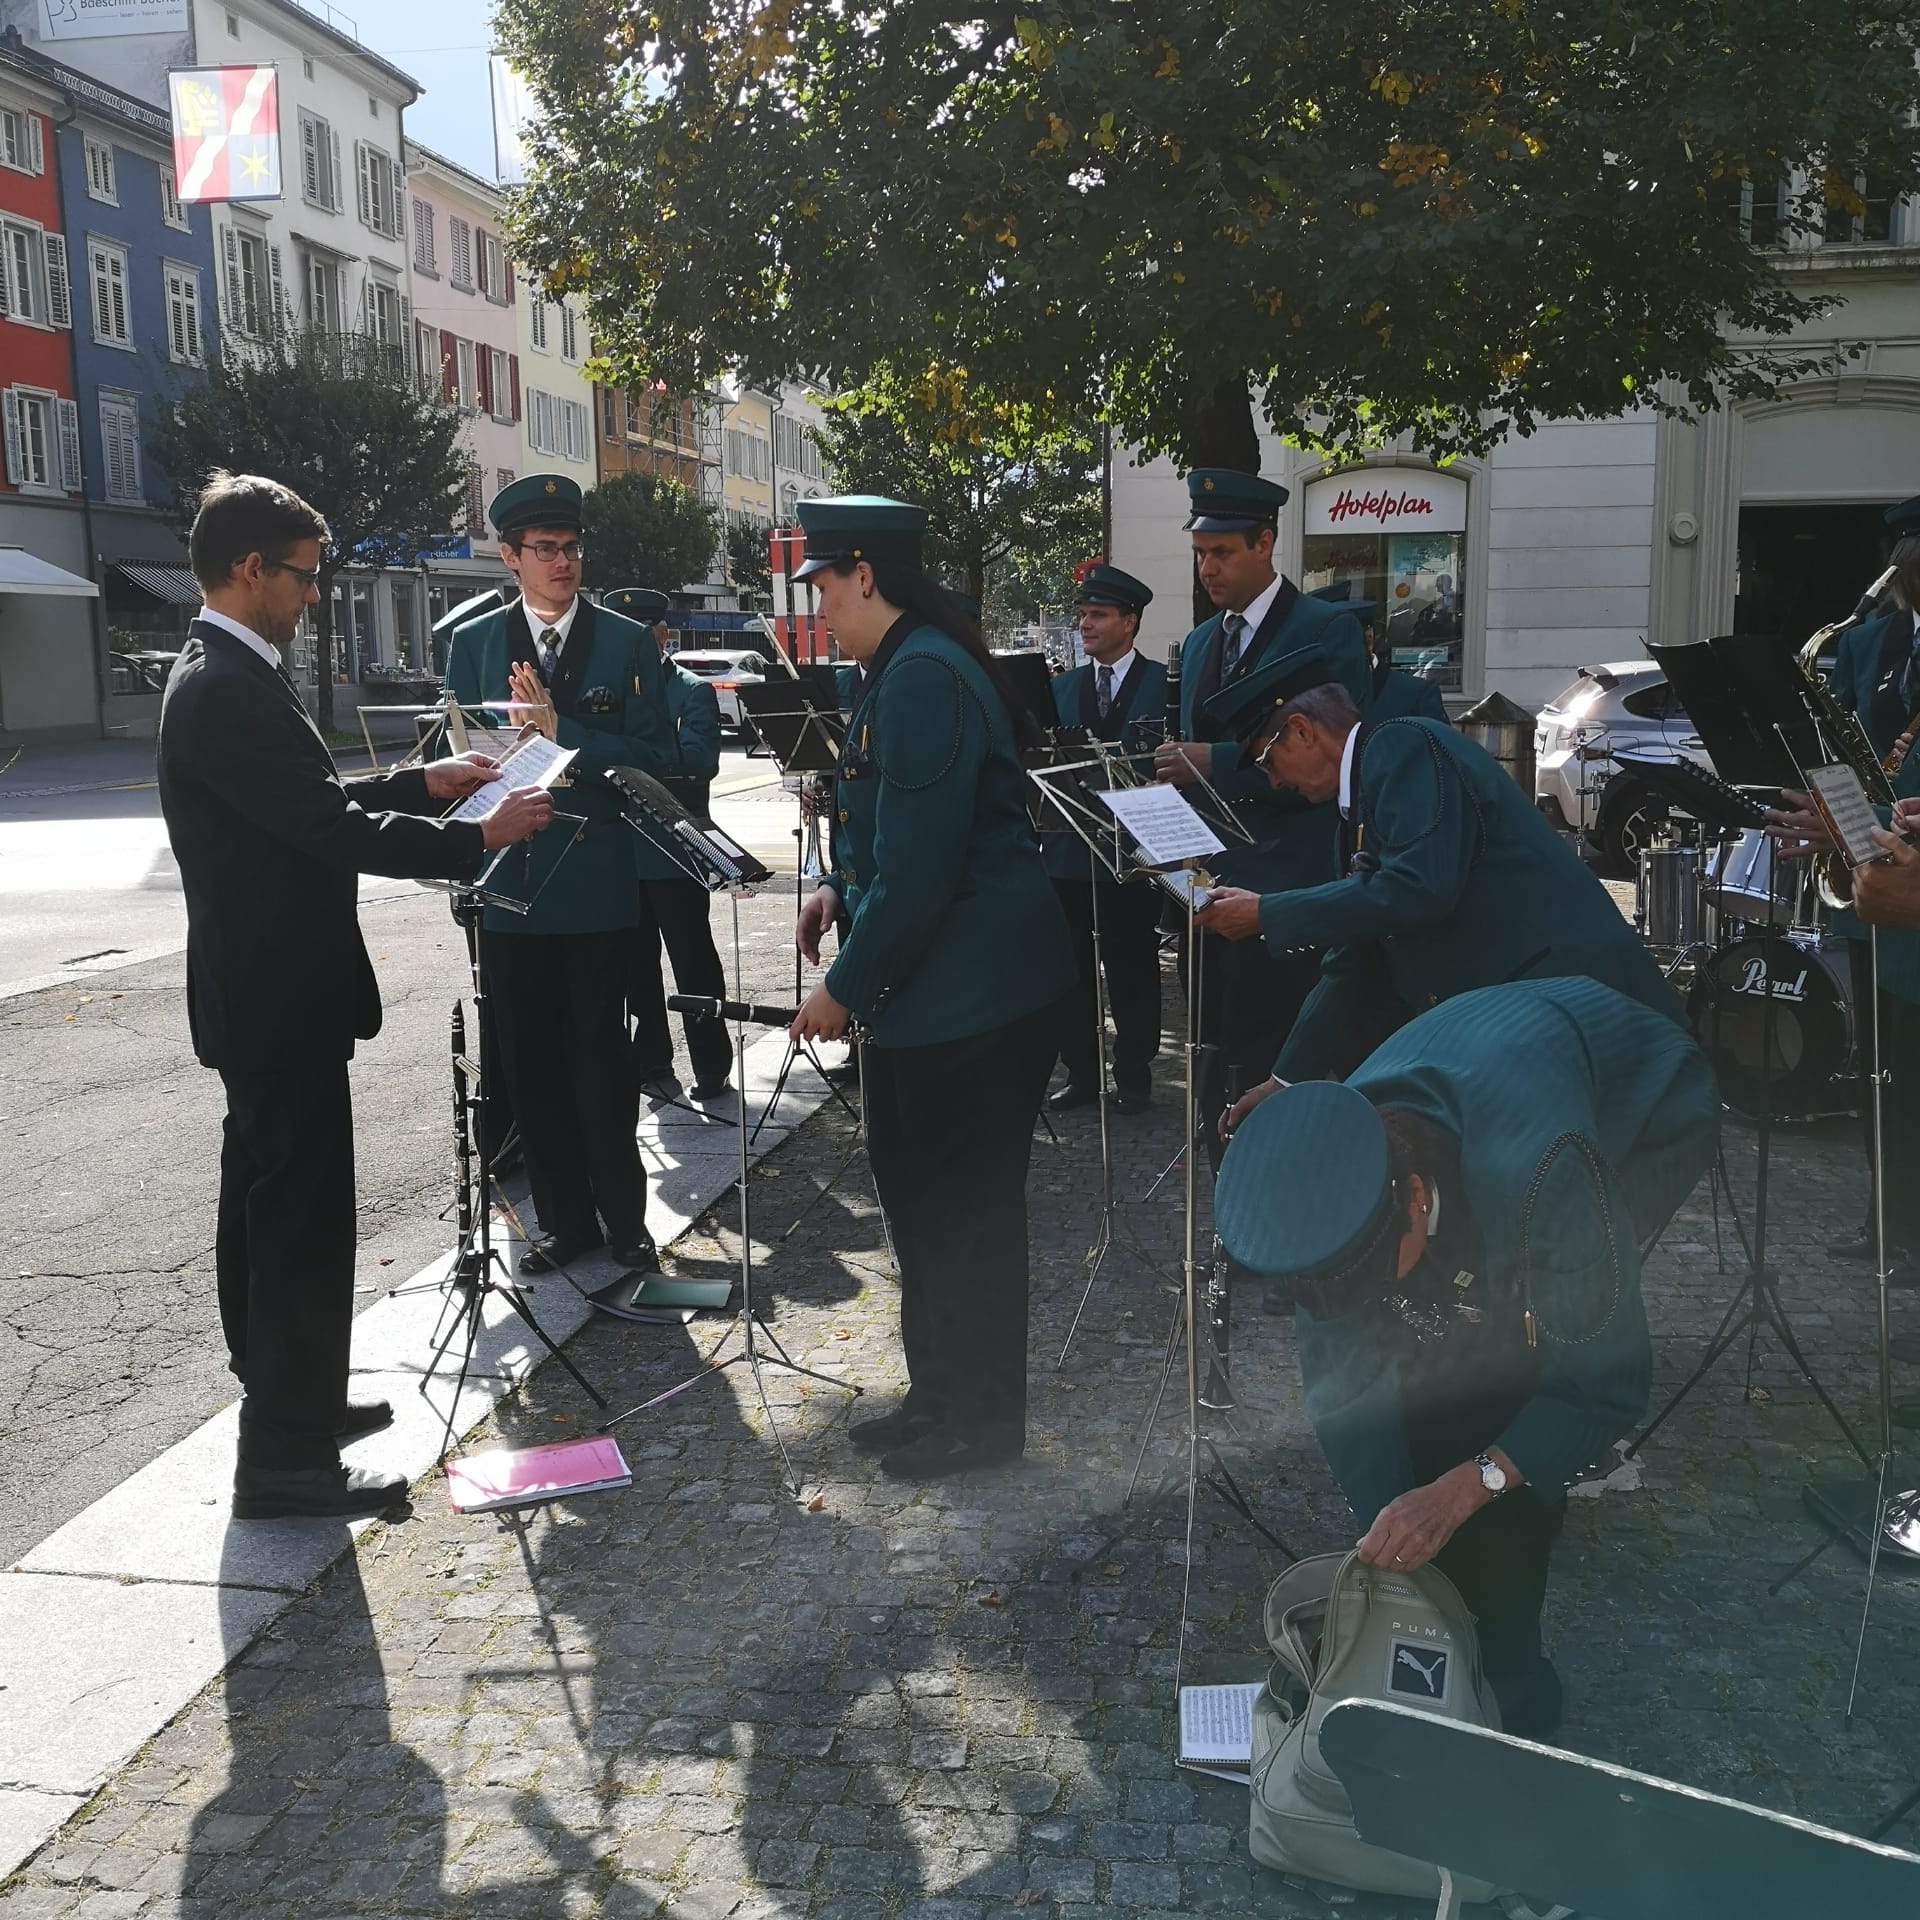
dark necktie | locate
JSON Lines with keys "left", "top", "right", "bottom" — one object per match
{"left": 1221, "top": 611, "right": 1248, "bottom": 678}
{"left": 539, "top": 625, "right": 560, "bottom": 680}
{"left": 1096, "top": 662, "right": 1114, "bottom": 719}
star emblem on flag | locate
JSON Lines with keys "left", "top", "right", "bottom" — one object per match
{"left": 168, "top": 66, "right": 283, "bottom": 204}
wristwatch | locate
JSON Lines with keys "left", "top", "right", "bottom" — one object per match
{"left": 1474, "top": 1452, "right": 1509, "bottom": 1496}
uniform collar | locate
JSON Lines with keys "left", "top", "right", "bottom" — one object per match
{"left": 194, "top": 605, "right": 283, "bottom": 673}
{"left": 1338, "top": 722, "right": 1361, "bottom": 817}
{"left": 1089, "top": 647, "right": 1136, "bottom": 689}
{"left": 860, "top": 613, "right": 919, "bottom": 693}
{"left": 523, "top": 596, "right": 581, "bottom": 643}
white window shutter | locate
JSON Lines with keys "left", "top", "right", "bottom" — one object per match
{"left": 363, "top": 275, "right": 376, "bottom": 337}
{"left": 222, "top": 227, "right": 242, "bottom": 330}
{"left": 392, "top": 170, "right": 404, "bottom": 240}
{"left": 267, "top": 244, "right": 284, "bottom": 335}
{"left": 167, "top": 274, "right": 186, "bottom": 361}
{"left": 91, "top": 246, "right": 110, "bottom": 339}
{"left": 56, "top": 397, "right": 81, "bottom": 491}
{"left": 99, "top": 397, "right": 124, "bottom": 499}
{"left": 186, "top": 280, "right": 201, "bottom": 361}
{"left": 122, "top": 404, "right": 142, "bottom": 500}
{"left": 41, "top": 233, "right": 69, "bottom": 328}
{"left": 400, "top": 291, "right": 410, "bottom": 338}
{"left": 356, "top": 142, "right": 372, "bottom": 226}
{"left": 330, "top": 129, "right": 343, "bottom": 211}
{"left": 0, "top": 237, "right": 12, "bottom": 319}
{"left": 1, "top": 390, "right": 21, "bottom": 485}
{"left": 301, "top": 115, "right": 319, "bottom": 201}
{"left": 28, "top": 115, "right": 43, "bottom": 176}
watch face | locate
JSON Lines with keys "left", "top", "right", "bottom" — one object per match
{"left": 1478, "top": 1455, "right": 1506, "bottom": 1492}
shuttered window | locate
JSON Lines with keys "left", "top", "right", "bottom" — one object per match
{"left": 89, "top": 238, "right": 131, "bottom": 348}
{"left": 99, "top": 390, "right": 142, "bottom": 503}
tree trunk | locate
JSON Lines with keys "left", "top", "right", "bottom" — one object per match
{"left": 312, "top": 566, "right": 337, "bottom": 736}
{"left": 967, "top": 553, "right": 985, "bottom": 610}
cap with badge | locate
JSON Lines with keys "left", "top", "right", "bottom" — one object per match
{"left": 792, "top": 494, "right": 930, "bottom": 583}
{"left": 1075, "top": 563, "right": 1154, "bottom": 612}
{"left": 605, "top": 587, "right": 673, "bottom": 622}
{"left": 1184, "top": 468, "right": 1289, "bottom": 534}
{"left": 1215, "top": 1081, "right": 1402, "bottom": 1312}
{"left": 1886, "top": 495, "right": 1920, "bottom": 536}
{"left": 1202, "top": 642, "right": 1335, "bottom": 741}
{"left": 490, "top": 472, "right": 583, "bottom": 538}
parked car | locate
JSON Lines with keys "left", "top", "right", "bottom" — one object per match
{"left": 669, "top": 649, "right": 767, "bottom": 734}
{"left": 1534, "top": 662, "right": 1713, "bottom": 876}
{"left": 108, "top": 649, "right": 180, "bottom": 695}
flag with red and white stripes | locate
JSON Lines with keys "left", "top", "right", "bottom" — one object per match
{"left": 168, "top": 66, "right": 282, "bottom": 205}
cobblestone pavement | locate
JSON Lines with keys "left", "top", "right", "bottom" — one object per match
{"left": 6, "top": 976, "right": 1920, "bottom": 1919}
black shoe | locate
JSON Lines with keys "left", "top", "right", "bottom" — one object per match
{"left": 879, "top": 1421, "right": 1024, "bottom": 1480}
{"left": 1048, "top": 1080, "right": 1097, "bottom": 1114}
{"left": 611, "top": 1235, "right": 661, "bottom": 1273}
{"left": 335, "top": 1399, "right": 394, "bottom": 1444}
{"left": 519, "top": 1234, "right": 600, "bottom": 1275}
{"left": 691, "top": 1075, "right": 733, "bottom": 1102}
{"left": 1828, "top": 1231, "right": 1878, "bottom": 1261}
{"left": 642, "top": 1071, "right": 684, "bottom": 1107}
{"left": 848, "top": 1405, "right": 942, "bottom": 1454}
{"left": 1111, "top": 1083, "right": 1151, "bottom": 1115}
{"left": 232, "top": 1461, "right": 409, "bottom": 1522}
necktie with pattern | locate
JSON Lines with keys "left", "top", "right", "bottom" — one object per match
{"left": 539, "top": 625, "right": 560, "bottom": 680}
{"left": 1221, "top": 611, "right": 1248, "bottom": 678}
{"left": 1096, "top": 662, "right": 1114, "bottom": 719}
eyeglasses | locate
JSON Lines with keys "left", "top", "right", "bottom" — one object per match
{"left": 522, "top": 540, "right": 584, "bottom": 563}
{"left": 272, "top": 562, "right": 321, "bottom": 588}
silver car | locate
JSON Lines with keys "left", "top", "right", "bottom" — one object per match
{"left": 669, "top": 649, "right": 767, "bottom": 734}
{"left": 1534, "top": 662, "right": 1712, "bottom": 875}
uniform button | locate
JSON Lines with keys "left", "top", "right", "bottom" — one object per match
{"left": 838, "top": 809, "right": 849, "bottom": 824}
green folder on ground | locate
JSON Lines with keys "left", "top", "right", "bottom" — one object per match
{"left": 630, "top": 1275, "right": 733, "bottom": 1310}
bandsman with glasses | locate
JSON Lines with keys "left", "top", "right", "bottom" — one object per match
{"left": 443, "top": 474, "right": 681, "bottom": 1297}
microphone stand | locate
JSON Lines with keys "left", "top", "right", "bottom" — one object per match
{"left": 599, "top": 771, "right": 857, "bottom": 1495}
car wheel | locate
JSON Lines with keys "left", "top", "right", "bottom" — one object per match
{"left": 1597, "top": 779, "right": 1668, "bottom": 879}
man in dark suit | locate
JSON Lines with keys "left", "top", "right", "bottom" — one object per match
{"left": 1045, "top": 564, "right": 1167, "bottom": 1114}
{"left": 158, "top": 472, "right": 553, "bottom": 1521}
{"left": 1151, "top": 469, "right": 1368, "bottom": 1160}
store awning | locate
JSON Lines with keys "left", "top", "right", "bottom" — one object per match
{"left": 0, "top": 547, "right": 99, "bottom": 598}
{"left": 112, "top": 563, "right": 200, "bottom": 605}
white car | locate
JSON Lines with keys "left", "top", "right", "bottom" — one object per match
{"left": 669, "top": 650, "right": 767, "bottom": 733}
{"left": 1534, "top": 662, "right": 1713, "bottom": 875}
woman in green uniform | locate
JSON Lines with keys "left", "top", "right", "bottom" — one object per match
{"left": 789, "top": 496, "right": 1075, "bottom": 1479}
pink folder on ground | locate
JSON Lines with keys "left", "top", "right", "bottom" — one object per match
{"left": 445, "top": 1434, "right": 632, "bottom": 1513}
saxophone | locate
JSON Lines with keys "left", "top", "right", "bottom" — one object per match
{"left": 1796, "top": 572, "right": 1906, "bottom": 907}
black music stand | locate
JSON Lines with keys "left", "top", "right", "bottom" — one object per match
{"left": 601, "top": 766, "right": 857, "bottom": 1494}
{"left": 1629, "top": 636, "right": 1868, "bottom": 1468}
{"left": 412, "top": 807, "right": 606, "bottom": 1464}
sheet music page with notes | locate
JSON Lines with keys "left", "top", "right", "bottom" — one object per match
{"left": 1097, "top": 784, "right": 1225, "bottom": 867}
{"left": 446, "top": 734, "right": 577, "bottom": 825}
{"left": 1806, "top": 763, "right": 1885, "bottom": 869}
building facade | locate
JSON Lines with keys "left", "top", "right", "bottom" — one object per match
{"left": 514, "top": 272, "right": 592, "bottom": 509}
{"left": 595, "top": 382, "right": 703, "bottom": 497}
{"left": 1111, "top": 206, "right": 1920, "bottom": 712}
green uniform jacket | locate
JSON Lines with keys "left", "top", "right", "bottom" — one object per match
{"left": 1267, "top": 718, "right": 1684, "bottom": 1081}
{"left": 835, "top": 662, "right": 864, "bottom": 714}
{"left": 1178, "top": 589, "right": 1370, "bottom": 893}
{"left": 824, "top": 623, "right": 1075, "bottom": 1046}
{"left": 1041, "top": 654, "right": 1168, "bottom": 882}
{"left": 445, "top": 600, "right": 672, "bottom": 934}
{"left": 1295, "top": 977, "right": 1718, "bottom": 1526}
{"left": 625, "top": 663, "right": 725, "bottom": 884}
{"left": 1368, "top": 661, "right": 1449, "bottom": 724}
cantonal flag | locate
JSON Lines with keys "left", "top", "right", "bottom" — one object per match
{"left": 168, "top": 65, "right": 282, "bottom": 205}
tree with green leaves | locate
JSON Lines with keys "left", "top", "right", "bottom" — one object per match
{"left": 580, "top": 469, "right": 717, "bottom": 597}
{"left": 811, "top": 369, "right": 1100, "bottom": 604}
{"left": 725, "top": 519, "right": 774, "bottom": 604}
{"left": 151, "top": 330, "right": 472, "bottom": 734}
{"left": 499, "top": 1, "right": 1920, "bottom": 471}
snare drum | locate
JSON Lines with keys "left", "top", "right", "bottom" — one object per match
{"left": 1688, "top": 931, "right": 1857, "bottom": 1120}
{"left": 1706, "top": 827, "right": 1801, "bottom": 930}
{"left": 1636, "top": 843, "right": 1705, "bottom": 956}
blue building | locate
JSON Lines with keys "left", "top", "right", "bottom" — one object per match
{"left": 30, "top": 48, "right": 221, "bottom": 734}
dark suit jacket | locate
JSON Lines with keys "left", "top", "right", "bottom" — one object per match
{"left": 158, "top": 620, "right": 485, "bottom": 1071}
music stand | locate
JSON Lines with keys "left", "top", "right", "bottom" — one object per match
{"left": 412, "top": 807, "right": 605, "bottom": 1464}
{"left": 601, "top": 766, "right": 858, "bottom": 1495}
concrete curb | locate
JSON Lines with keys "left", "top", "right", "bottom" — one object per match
{"left": 0, "top": 1027, "right": 837, "bottom": 1878}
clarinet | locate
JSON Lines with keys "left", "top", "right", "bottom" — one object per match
{"left": 450, "top": 1001, "right": 474, "bottom": 1273}
{"left": 1164, "top": 636, "right": 1183, "bottom": 744}
{"left": 1200, "top": 1064, "right": 1243, "bottom": 1411}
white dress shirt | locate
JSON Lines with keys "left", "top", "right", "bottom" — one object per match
{"left": 1225, "top": 573, "right": 1286, "bottom": 657}
{"left": 1091, "top": 647, "right": 1137, "bottom": 695}
{"left": 525, "top": 597, "right": 581, "bottom": 646}
{"left": 194, "top": 605, "right": 285, "bottom": 675}
{"left": 1338, "top": 722, "right": 1361, "bottom": 818}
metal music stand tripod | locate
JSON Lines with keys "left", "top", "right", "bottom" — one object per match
{"left": 412, "top": 807, "right": 605, "bottom": 1463}
{"left": 600, "top": 766, "right": 858, "bottom": 1494}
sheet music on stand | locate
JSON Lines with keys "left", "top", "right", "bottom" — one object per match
{"left": 1805, "top": 763, "right": 1891, "bottom": 872}
{"left": 1028, "top": 750, "right": 1235, "bottom": 904}
{"left": 446, "top": 734, "right": 578, "bottom": 825}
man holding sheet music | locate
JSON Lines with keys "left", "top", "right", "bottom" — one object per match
{"left": 443, "top": 475, "right": 682, "bottom": 1303}
{"left": 159, "top": 473, "right": 554, "bottom": 1522}
{"left": 1197, "top": 659, "right": 1681, "bottom": 1129}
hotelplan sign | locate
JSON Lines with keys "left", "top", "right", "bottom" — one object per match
{"left": 1303, "top": 470, "right": 1468, "bottom": 536}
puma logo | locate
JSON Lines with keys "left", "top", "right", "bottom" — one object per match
{"left": 1396, "top": 1648, "right": 1445, "bottom": 1693}
{"left": 1388, "top": 1640, "right": 1451, "bottom": 1701}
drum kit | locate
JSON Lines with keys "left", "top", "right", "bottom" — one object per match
{"left": 1630, "top": 777, "right": 1858, "bottom": 1124}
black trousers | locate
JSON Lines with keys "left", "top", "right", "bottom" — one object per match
{"left": 863, "top": 1002, "right": 1057, "bottom": 1436}
{"left": 488, "top": 928, "right": 649, "bottom": 1250}
{"left": 1197, "top": 926, "right": 1322, "bottom": 1168}
{"left": 217, "top": 1061, "right": 356, "bottom": 1470}
{"left": 1054, "top": 876, "right": 1163, "bottom": 1091}
{"left": 629, "top": 879, "right": 733, "bottom": 1084}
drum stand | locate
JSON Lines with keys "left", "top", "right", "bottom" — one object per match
{"left": 1628, "top": 858, "right": 1869, "bottom": 1467}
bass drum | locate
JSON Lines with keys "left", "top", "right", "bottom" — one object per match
{"left": 1689, "top": 933, "right": 1857, "bottom": 1121}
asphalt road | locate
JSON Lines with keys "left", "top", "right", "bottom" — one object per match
{"left": 0, "top": 737, "right": 815, "bottom": 1565}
